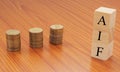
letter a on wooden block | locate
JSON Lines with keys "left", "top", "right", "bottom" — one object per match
{"left": 91, "top": 7, "right": 116, "bottom": 61}
{"left": 94, "top": 7, "right": 116, "bottom": 31}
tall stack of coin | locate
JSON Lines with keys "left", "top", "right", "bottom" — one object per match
{"left": 49, "top": 24, "right": 64, "bottom": 45}
{"left": 29, "top": 28, "right": 43, "bottom": 48}
{"left": 6, "top": 29, "right": 21, "bottom": 51}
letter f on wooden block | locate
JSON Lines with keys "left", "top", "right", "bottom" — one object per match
{"left": 91, "top": 7, "right": 116, "bottom": 60}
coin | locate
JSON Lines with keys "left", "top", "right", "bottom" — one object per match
{"left": 29, "top": 27, "right": 43, "bottom": 48}
{"left": 7, "top": 47, "right": 20, "bottom": 52}
{"left": 6, "top": 30, "right": 20, "bottom": 40}
{"left": 50, "top": 24, "right": 63, "bottom": 35}
{"left": 30, "top": 43, "right": 43, "bottom": 48}
{"left": 50, "top": 40, "right": 62, "bottom": 45}
{"left": 6, "top": 29, "right": 21, "bottom": 51}
{"left": 49, "top": 24, "right": 63, "bottom": 45}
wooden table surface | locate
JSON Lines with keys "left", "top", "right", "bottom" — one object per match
{"left": 0, "top": 0, "right": 120, "bottom": 72}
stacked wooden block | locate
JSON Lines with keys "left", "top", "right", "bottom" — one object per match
{"left": 91, "top": 7, "right": 116, "bottom": 60}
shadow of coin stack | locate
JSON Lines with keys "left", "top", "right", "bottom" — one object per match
{"left": 6, "top": 30, "right": 21, "bottom": 51}
{"left": 49, "top": 24, "right": 64, "bottom": 45}
{"left": 29, "top": 28, "right": 43, "bottom": 48}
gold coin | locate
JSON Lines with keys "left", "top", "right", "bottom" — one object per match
{"left": 6, "top": 29, "right": 20, "bottom": 35}
{"left": 50, "top": 24, "right": 63, "bottom": 35}
{"left": 6, "top": 29, "right": 20, "bottom": 40}
{"left": 50, "top": 34, "right": 63, "bottom": 38}
{"left": 49, "top": 24, "right": 63, "bottom": 45}
{"left": 50, "top": 40, "right": 62, "bottom": 45}
{"left": 6, "top": 29, "right": 21, "bottom": 51}
{"left": 30, "top": 38, "right": 43, "bottom": 42}
{"left": 7, "top": 47, "right": 20, "bottom": 52}
{"left": 29, "top": 27, "right": 43, "bottom": 34}
{"left": 30, "top": 44, "right": 43, "bottom": 48}
{"left": 29, "top": 27, "right": 43, "bottom": 48}
{"left": 30, "top": 41, "right": 43, "bottom": 44}
{"left": 50, "top": 24, "right": 64, "bottom": 30}
{"left": 29, "top": 35, "right": 43, "bottom": 40}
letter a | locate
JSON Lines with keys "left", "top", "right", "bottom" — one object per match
{"left": 97, "top": 16, "right": 106, "bottom": 25}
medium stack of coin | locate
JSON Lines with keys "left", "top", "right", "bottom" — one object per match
{"left": 49, "top": 24, "right": 64, "bottom": 45}
{"left": 6, "top": 29, "right": 21, "bottom": 51}
{"left": 29, "top": 28, "right": 43, "bottom": 48}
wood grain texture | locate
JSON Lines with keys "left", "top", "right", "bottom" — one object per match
{"left": 0, "top": 0, "right": 120, "bottom": 72}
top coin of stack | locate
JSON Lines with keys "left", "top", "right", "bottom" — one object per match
{"left": 29, "top": 27, "right": 43, "bottom": 48}
{"left": 6, "top": 29, "right": 21, "bottom": 51}
{"left": 49, "top": 24, "right": 64, "bottom": 45}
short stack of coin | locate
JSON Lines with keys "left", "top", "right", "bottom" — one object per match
{"left": 49, "top": 24, "right": 64, "bottom": 45}
{"left": 6, "top": 29, "right": 21, "bottom": 51}
{"left": 29, "top": 28, "right": 43, "bottom": 48}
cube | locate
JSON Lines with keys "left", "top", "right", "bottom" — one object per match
{"left": 92, "top": 29, "right": 113, "bottom": 44}
{"left": 91, "top": 41, "right": 113, "bottom": 60}
{"left": 94, "top": 7, "right": 116, "bottom": 31}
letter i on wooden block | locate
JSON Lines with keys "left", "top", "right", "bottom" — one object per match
{"left": 91, "top": 7, "right": 116, "bottom": 60}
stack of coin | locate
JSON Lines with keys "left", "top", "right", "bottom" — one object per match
{"left": 49, "top": 24, "right": 64, "bottom": 45}
{"left": 6, "top": 29, "right": 21, "bottom": 51}
{"left": 29, "top": 28, "right": 43, "bottom": 48}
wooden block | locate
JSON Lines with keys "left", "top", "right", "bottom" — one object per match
{"left": 92, "top": 29, "right": 113, "bottom": 44}
{"left": 91, "top": 7, "right": 116, "bottom": 61}
{"left": 93, "top": 7, "right": 116, "bottom": 31}
{"left": 91, "top": 41, "right": 113, "bottom": 60}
